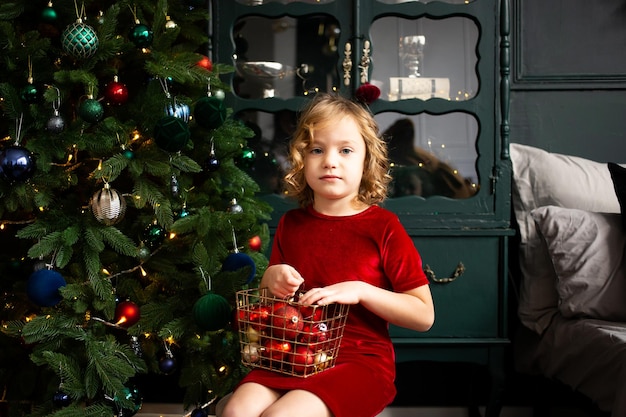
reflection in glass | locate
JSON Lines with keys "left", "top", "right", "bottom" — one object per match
{"left": 377, "top": 0, "right": 473, "bottom": 4}
{"left": 377, "top": 112, "right": 478, "bottom": 199}
{"left": 370, "top": 16, "right": 478, "bottom": 101}
{"left": 233, "top": 15, "right": 340, "bottom": 99}
{"left": 235, "top": 109, "right": 478, "bottom": 199}
{"left": 235, "top": 0, "right": 334, "bottom": 4}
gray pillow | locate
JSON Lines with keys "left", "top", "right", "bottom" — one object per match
{"left": 511, "top": 144, "right": 621, "bottom": 333}
{"left": 531, "top": 205, "right": 626, "bottom": 321}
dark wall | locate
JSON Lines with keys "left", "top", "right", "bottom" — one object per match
{"left": 510, "top": 0, "right": 626, "bottom": 162}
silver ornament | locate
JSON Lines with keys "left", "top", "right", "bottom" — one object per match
{"left": 46, "top": 113, "right": 66, "bottom": 133}
{"left": 165, "top": 101, "right": 190, "bottom": 122}
{"left": 229, "top": 198, "right": 243, "bottom": 214}
{"left": 90, "top": 184, "right": 126, "bottom": 225}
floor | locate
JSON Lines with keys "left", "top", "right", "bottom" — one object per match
{"left": 137, "top": 404, "right": 593, "bottom": 417}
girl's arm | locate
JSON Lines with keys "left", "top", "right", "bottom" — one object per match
{"left": 298, "top": 281, "right": 434, "bottom": 332}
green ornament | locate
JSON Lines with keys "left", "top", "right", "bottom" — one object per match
{"left": 236, "top": 146, "right": 256, "bottom": 169}
{"left": 192, "top": 293, "right": 231, "bottom": 331}
{"left": 154, "top": 116, "right": 190, "bottom": 152}
{"left": 62, "top": 20, "right": 99, "bottom": 59}
{"left": 112, "top": 386, "right": 142, "bottom": 417}
{"left": 141, "top": 223, "right": 166, "bottom": 250}
{"left": 41, "top": 5, "right": 58, "bottom": 23}
{"left": 20, "top": 84, "right": 40, "bottom": 104}
{"left": 129, "top": 23, "right": 154, "bottom": 48}
{"left": 194, "top": 96, "right": 226, "bottom": 130}
{"left": 122, "top": 149, "right": 134, "bottom": 159}
{"left": 79, "top": 98, "right": 104, "bottom": 123}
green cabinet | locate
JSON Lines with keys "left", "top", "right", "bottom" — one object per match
{"left": 214, "top": 0, "right": 512, "bottom": 414}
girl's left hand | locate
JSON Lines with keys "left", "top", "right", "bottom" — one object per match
{"left": 298, "top": 281, "right": 365, "bottom": 306}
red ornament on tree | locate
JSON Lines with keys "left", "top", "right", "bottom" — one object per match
{"left": 104, "top": 76, "right": 129, "bottom": 105}
{"left": 248, "top": 235, "right": 262, "bottom": 252}
{"left": 114, "top": 300, "right": 140, "bottom": 327}
{"left": 197, "top": 56, "right": 213, "bottom": 72}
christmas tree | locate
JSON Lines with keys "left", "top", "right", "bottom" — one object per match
{"left": 0, "top": 1, "right": 272, "bottom": 416}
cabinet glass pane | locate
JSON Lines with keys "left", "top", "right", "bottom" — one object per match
{"left": 236, "top": 109, "right": 478, "bottom": 198}
{"left": 235, "top": 0, "right": 334, "bottom": 4}
{"left": 376, "top": 112, "right": 478, "bottom": 199}
{"left": 377, "top": 0, "right": 475, "bottom": 4}
{"left": 370, "top": 16, "right": 478, "bottom": 101}
{"left": 233, "top": 15, "right": 341, "bottom": 99}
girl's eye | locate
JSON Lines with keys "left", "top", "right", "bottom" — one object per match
{"left": 341, "top": 148, "right": 353, "bottom": 154}
{"left": 310, "top": 148, "right": 323, "bottom": 155}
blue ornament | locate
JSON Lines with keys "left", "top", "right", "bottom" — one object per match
{"left": 158, "top": 355, "right": 177, "bottom": 375}
{"left": 27, "top": 269, "right": 66, "bottom": 307}
{"left": 222, "top": 252, "right": 256, "bottom": 284}
{"left": 53, "top": 390, "right": 71, "bottom": 407}
{"left": 0, "top": 145, "right": 36, "bottom": 183}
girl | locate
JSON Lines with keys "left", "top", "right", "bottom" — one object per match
{"left": 221, "top": 93, "right": 434, "bottom": 417}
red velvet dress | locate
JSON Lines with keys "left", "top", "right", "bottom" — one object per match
{"left": 238, "top": 205, "right": 429, "bottom": 417}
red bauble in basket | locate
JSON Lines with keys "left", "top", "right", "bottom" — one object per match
{"left": 271, "top": 302, "right": 304, "bottom": 340}
{"left": 300, "top": 304, "right": 323, "bottom": 321}
{"left": 249, "top": 304, "right": 272, "bottom": 330}
{"left": 262, "top": 339, "right": 292, "bottom": 362}
{"left": 300, "top": 322, "right": 328, "bottom": 345}
{"left": 291, "top": 345, "right": 315, "bottom": 374}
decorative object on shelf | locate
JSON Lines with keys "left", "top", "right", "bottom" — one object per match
{"left": 343, "top": 42, "right": 352, "bottom": 86}
{"left": 359, "top": 39, "right": 371, "bottom": 84}
{"left": 399, "top": 35, "right": 425, "bottom": 78}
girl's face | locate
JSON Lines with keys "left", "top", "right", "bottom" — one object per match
{"left": 304, "top": 115, "right": 366, "bottom": 211}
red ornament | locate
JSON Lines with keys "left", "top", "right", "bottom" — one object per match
{"left": 262, "top": 338, "right": 292, "bottom": 362}
{"left": 104, "top": 78, "right": 129, "bottom": 105}
{"left": 114, "top": 300, "right": 140, "bottom": 327}
{"left": 197, "top": 56, "right": 213, "bottom": 72}
{"left": 248, "top": 235, "right": 262, "bottom": 252}
{"left": 271, "top": 302, "right": 303, "bottom": 340}
{"left": 300, "top": 322, "right": 329, "bottom": 345}
{"left": 290, "top": 345, "right": 315, "bottom": 374}
{"left": 248, "top": 303, "right": 271, "bottom": 330}
{"left": 355, "top": 82, "right": 381, "bottom": 105}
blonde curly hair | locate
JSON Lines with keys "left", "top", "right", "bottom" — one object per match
{"left": 284, "top": 93, "right": 392, "bottom": 208}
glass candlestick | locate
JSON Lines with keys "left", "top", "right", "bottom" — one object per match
{"left": 399, "top": 35, "right": 425, "bottom": 77}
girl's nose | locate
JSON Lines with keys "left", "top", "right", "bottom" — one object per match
{"left": 322, "top": 152, "right": 337, "bottom": 168}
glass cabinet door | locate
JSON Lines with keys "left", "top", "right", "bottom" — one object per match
{"left": 215, "top": 1, "right": 504, "bottom": 226}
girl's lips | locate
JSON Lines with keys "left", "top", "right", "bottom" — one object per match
{"left": 320, "top": 175, "right": 340, "bottom": 180}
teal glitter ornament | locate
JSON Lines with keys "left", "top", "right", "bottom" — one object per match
{"left": 142, "top": 223, "right": 166, "bottom": 250}
{"left": 192, "top": 292, "right": 231, "bottom": 331}
{"left": 111, "top": 386, "right": 142, "bottom": 417}
{"left": 129, "top": 23, "right": 154, "bottom": 48}
{"left": 153, "top": 116, "right": 190, "bottom": 152}
{"left": 79, "top": 98, "right": 104, "bottom": 123}
{"left": 62, "top": 19, "right": 99, "bottom": 59}
{"left": 194, "top": 96, "right": 226, "bottom": 130}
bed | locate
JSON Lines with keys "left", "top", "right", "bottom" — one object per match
{"left": 510, "top": 143, "right": 626, "bottom": 416}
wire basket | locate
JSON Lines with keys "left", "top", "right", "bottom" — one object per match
{"left": 236, "top": 287, "right": 349, "bottom": 378}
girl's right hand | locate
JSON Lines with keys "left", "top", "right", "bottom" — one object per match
{"left": 261, "top": 264, "right": 304, "bottom": 299}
